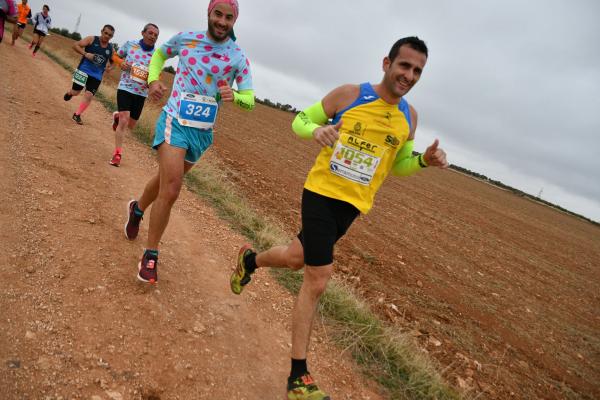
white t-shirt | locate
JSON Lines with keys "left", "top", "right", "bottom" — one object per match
{"left": 32, "top": 12, "right": 51, "bottom": 34}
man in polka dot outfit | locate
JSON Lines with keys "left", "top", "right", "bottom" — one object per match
{"left": 109, "top": 23, "right": 160, "bottom": 167}
{"left": 123, "top": 0, "right": 255, "bottom": 285}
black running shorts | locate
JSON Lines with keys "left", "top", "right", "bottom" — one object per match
{"left": 297, "top": 189, "right": 360, "bottom": 267}
{"left": 72, "top": 75, "right": 102, "bottom": 95}
{"left": 117, "top": 89, "right": 147, "bottom": 120}
{"left": 17, "top": 22, "right": 26, "bottom": 29}
{"left": 33, "top": 28, "right": 47, "bottom": 37}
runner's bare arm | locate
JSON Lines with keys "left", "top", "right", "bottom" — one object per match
{"left": 105, "top": 48, "right": 117, "bottom": 72}
{"left": 321, "top": 84, "right": 360, "bottom": 118}
{"left": 73, "top": 36, "right": 95, "bottom": 62}
{"left": 408, "top": 105, "right": 418, "bottom": 140}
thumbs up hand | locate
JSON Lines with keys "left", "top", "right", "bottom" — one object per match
{"left": 423, "top": 139, "right": 448, "bottom": 168}
{"left": 217, "top": 80, "right": 234, "bottom": 102}
{"left": 313, "top": 120, "right": 343, "bottom": 148}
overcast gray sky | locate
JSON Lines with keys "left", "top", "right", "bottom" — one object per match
{"left": 40, "top": 0, "right": 600, "bottom": 222}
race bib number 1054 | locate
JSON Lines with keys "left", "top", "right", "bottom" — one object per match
{"left": 329, "top": 134, "right": 384, "bottom": 185}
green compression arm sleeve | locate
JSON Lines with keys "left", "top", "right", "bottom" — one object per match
{"left": 391, "top": 140, "right": 428, "bottom": 176}
{"left": 292, "top": 101, "right": 329, "bottom": 139}
{"left": 148, "top": 48, "right": 168, "bottom": 84}
{"left": 233, "top": 89, "right": 255, "bottom": 111}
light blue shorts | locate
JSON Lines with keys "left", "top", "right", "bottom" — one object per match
{"left": 153, "top": 110, "right": 213, "bottom": 164}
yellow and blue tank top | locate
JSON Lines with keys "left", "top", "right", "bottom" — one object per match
{"left": 304, "top": 83, "right": 412, "bottom": 214}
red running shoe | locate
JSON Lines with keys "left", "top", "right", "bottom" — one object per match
{"left": 109, "top": 152, "right": 121, "bottom": 167}
{"left": 138, "top": 250, "right": 158, "bottom": 284}
{"left": 124, "top": 200, "right": 143, "bottom": 240}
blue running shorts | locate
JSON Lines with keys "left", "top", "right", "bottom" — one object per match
{"left": 153, "top": 110, "right": 213, "bottom": 164}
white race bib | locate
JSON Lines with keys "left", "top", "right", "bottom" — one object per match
{"left": 177, "top": 92, "right": 218, "bottom": 130}
{"left": 130, "top": 63, "right": 149, "bottom": 84}
{"left": 329, "top": 134, "right": 384, "bottom": 185}
{"left": 72, "top": 69, "right": 88, "bottom": 87}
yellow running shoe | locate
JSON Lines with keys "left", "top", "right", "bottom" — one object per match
{"left": 287, "top": 374, "right": 331, "bottom": 400}
{"left": 230, "top": 244, "right": 255, "bottom": 295}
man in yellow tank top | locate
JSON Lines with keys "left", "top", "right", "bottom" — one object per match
{"left": 231, "top": 37, "right": 448, "bottom": 400}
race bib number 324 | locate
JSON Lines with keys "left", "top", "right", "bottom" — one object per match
{"left": 177, "top": 92, "right": 218, "bottom": 130}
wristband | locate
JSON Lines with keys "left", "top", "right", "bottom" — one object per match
{"left": 418, "top": 153, "right": 428, "bottom": 168}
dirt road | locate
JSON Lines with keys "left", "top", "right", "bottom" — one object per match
{"left": 0, "top": 39, "right": 384, "bottom": 399}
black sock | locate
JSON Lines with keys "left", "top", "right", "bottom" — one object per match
{"left": 244, "top": 251, "right": 257, "bottom": 274}
{"left": 33, "top": 45, "right": 40, "bottom": 53}
{"left": 288, "top": 358, "right": 308, "bottom": 382}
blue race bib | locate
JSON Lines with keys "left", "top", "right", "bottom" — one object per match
{"left": 177, "top": 92, "right": 218, "bottom": 130}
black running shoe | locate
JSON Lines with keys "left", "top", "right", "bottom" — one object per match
{"left": 72, "top": 113, "right": 83, "bottom": 125}
{"left": 64, "top": 92, "right": 72, "bottom": 101}
{"left": 124, "top": 200, "right": 143, "bottom": 240}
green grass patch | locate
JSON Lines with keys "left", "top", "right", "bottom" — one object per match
{"left": 184, "top": 160, "right": 287, "bottom": 251}
{"left": 130, "top": 121, "right": 154, "bottom": 146}
{"left": 271, "top": 270, "right": 459, "bottom": 399}
{"left": 40, "top": 45, "right": 460, "bottom": 400}
{"left": 95, "top": 91, "right": 118, "bottom": 114}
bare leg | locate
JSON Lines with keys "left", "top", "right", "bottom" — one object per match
{"left": 291, "top": 264, "right": 333, "bottom": 359}
{"left": 255, "top": 237, "right": 305, "bottom": 270}
{"left": 137, "top": 173, "right": 160, "bottom": 212}
{"left": 66, "top": 89, "right": 83, "bottom": 98}
{"left": 138, "top": 154, "right": 194, "bottom": 212}
{"left": 114, "top": 111, "right": 131, "bottom": 149}
{"left": 128, "top": 118, "right": 138, "bottom": 130}
{"left": 30, "top": 33, "right": 39, "bottom": 47}
{"left": 255, "top": 237, "right": 333, "bottom": 359}
{"left": 75, "top": 91, "right": 94, "bottom": 113}
{"left": 32, "top": 35, "right": 44, "bottom": 53}
{"left": 145, "top": 144, "right": 195, "bottom": 249}
{"left": 11, "top": 26, "right": 22, "bottom": 45}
